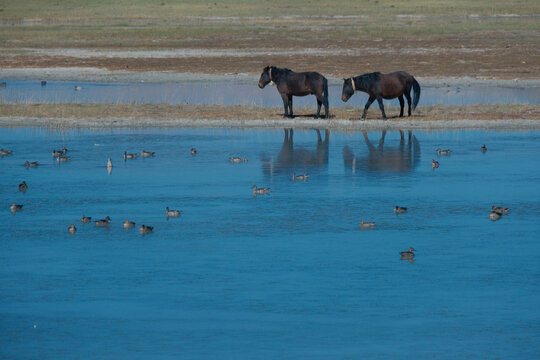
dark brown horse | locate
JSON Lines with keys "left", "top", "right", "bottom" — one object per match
{"left": 341, "top": 71, "right": 420, "bottom": 120}
{"left": 258, "top": 66, "right": 329, "bottom": 119}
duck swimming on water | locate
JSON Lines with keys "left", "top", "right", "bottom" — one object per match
{"left": 0, "top": 148, "right": 13, "bottom": 156}
{"left": 252, "top": 185, "right": 270, "bottom": 195}
{"left": 292, "top": 172, "right": 309, "bottom": 181}
{"left": 492, "top": 205, "right": 510, "bottom": 215}
{"left": 81, "top": 215, "right": 92, "bottom": 223}
{"left": 394, "top": 206, "right": 407, "bottom": 214}
{"left": 359, "top": 220, "right": 376, "bottom": 229}
{"left": 166, "top": 207, "right": 181, "bottom": 218}
{"left": 68, "top": 224, "right": 77, "bottom": 234}
{"left": 124, "top": 151, "right": 137, "bottom": 160}
{"left": 436, "top": 148, "right": 451, "bottom": 156}
{"left": 10, "top": 203, "right": 23, "bottom": 213}
{"left": 18, "top": 181, "right": 28, "bottom": 191}
{"left": 94, "top": 216, "right": 111, "bottom": 227}
{"left": 400, "top": 247, "right": 415, "bottom": 262}
{"left": 431, "top": 159, "right": 439, "bottom": 170}
{"left": 124, "top": 220, "right": 136, "bottom": 229}
{"left": 139, "top": 224, "right": 153, "bottom": 235}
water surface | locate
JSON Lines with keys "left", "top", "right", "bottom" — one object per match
{"left": 1, "top": 80, "right": 539, "bottom": 107}
{"left": 1, "top": 128, "right": 539, "bottom": 359}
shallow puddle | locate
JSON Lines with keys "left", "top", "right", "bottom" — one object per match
{"left": 1, "top": 127, "right": 539, "bottom": 358}
{"left": 1, "top": 79, "right": 539, "bottom": 107}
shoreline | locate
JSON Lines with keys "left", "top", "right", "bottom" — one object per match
{"left": 2, "top": 116, "right": 539, "bottom": 131}
{"left": 1, "top": 68, "right": 540, "bottom": 88}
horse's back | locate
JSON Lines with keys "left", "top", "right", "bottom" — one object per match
{"left": 376, "top": 71, "right": 413, "bottom": 98}
{"left": 287, "top": 71, "right": 325, "bottom": 95}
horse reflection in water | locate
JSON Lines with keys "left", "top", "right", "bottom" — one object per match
{"left": 343, "top": 130, "right": 420, "bottom": 173}
{"left": 261, "top": 129, "right": 329, "bottom": 177}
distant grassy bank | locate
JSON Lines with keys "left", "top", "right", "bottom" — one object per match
{"left": 1, "top": 1, "right": 538, "bottom": 78}
{"left": 1, "top": 0, "right": 538, "bottom": 48}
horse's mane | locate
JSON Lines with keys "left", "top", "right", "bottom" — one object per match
{"left": 358, "top": 72, "right": 380, "bottom": 87}
{"left": 273, "top": 66, "right": 293, "bottom": 74}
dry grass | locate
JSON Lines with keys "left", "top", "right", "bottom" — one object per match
{"left": 2, "top": 103, "right": 538, "bottom": 121}
{"left": 0, "top": 1, "right": 539, "bottom": 79}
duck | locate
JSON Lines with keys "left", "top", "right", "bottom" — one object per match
{"left": 252, "top": 185, "right": 270, "bottom": 195}
{"left": 57, "top": 156, "right": 71, "bottom": 162}
{"left": 124, "top": 220, "right": 136, "bottom": 229}
{"left": 431, "top": 159, "right": 439, "bottom": 169}
{"left": 394, "top": 205, "right": 407, "bottom": 214}
{"left": 0, "top": 82, "right": 6, "bottom": 87}
{"left": 166, "top": 207, "right": 181, "bottom": 218}
{"left": 141, "top": 150, "right": 155, "bottom": 158}
{"left": 190, "top": 148, "right": 197, "bottom": 155}
{"left": 124, "top": 151, "right": 137, "bottom": 160}
{"left": 41, "top": 80, "right": 47, "bottom": 86}
{"left": 0, "top": 148, "right": 13, "bottom": 156}
{"left": 359, "top": 220, "right": 376, "bottom": 229}
{"left": 229, "top": 157, "right": 248, "bottom": 163}
{"left": 492, "top": 205, "right": 510, "bottom": 215}
{"left": 400, "top": 247, "right": 415, "bottom": 261}
{"left": 68, "top": 224, "right": 77, "bottom": 234}
{"left": 107, "top": 158, "right": 113, "bottom": 168}
{"left": 25, "top": 161, "right": 39, "bottom": 168}
{"left": 74, "top": 85, "right": 82, "bottom": 91}
{"left": 139, "top": 224, "right": 153, "bottom": 235}
{"left": 436, "top": 148, "right": 451, "bottom": 156}
{"left": 292, "top": 172, "right": 309, "bottom": 181}
{"left": 18, "top": 181, "right": 28, "bottom": 191}
{"left": 52, "top": 149, "right": 63, "bottom": 157}
{"left": 489, "top": 211, "right": 502, "bottom": 221}
{"left": 481, "top": 144, "right": 487, "bottom": 153}
{"left": 81, "top": 215, "right": 92, "bottom": 223}
{"left": 10, "top": 203, "right": 23, "bottom": 212}
{"left": 94, "top": 216, "right": 111, "bottom": 227}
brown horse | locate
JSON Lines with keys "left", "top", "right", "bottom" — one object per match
{"left": 258, "top": 66, "right": 329, "bottom": 119}
{"left": 341, "top": 71, "right": 420, "bottom": 120}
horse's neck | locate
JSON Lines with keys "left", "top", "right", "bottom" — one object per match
{"left": 354, "top": 76, "right": 369, "bottom": 91}
{"left": 272, "top": 68, "right": 289, "bottom": 83}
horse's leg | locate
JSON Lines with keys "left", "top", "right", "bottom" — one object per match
{"left": 398, "top": 95, "right": 405, "bottom": 117}
{"left": 289, "top": 95, "right": 294, "bottom": 118}
{"left": 376, "top": 97, "right": 387, "bottom": 120}
{"left": 378, "top": 130, "right": 386, "bottom": 151}
{"left": 281, "top": 93, "right": 289, "bottom": 117}
{"left": 404, "top": 91, "right": 412, "bottom": 116}
{"left": 361, "top": 96, "right": 375, "bottom": 120}
{"left": 316, "top": 99, "right": 322, "bottom": 119}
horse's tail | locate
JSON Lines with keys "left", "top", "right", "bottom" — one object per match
{"left": 412, "top": 77, "right": 421, "bottom": 111}
{"left": 323, "top": 77, "right": 329, "bottom": 108}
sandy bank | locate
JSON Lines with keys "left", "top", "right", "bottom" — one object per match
{"left": 1, "top": 116, "right": 539, "bottom": 131}
{"left": 1, "top": 67, "right": 539, "bottom": 88}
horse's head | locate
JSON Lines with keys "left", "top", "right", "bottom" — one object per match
{"left": 341, "top": 78, "right": 355, "bottom": 102}
{"left": 258, "top": 66, "right": 272, "bottom": 88}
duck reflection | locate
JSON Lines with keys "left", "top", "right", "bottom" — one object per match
{"left": 343, "top": 130, "right": 420, "bottom": 173}
{"left": 261, "top": 128, "right": 329, "bottom": 176}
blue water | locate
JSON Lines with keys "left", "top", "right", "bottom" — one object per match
{"left": 1, "top": 79, "right": 539, "bottom": 106}
{"left": 1, "top": 128, "right": 540, "bottom": 359}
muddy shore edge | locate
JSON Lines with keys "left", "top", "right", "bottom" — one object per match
{"left": 2, "top": 116, "right": 539, "bottom": 131}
